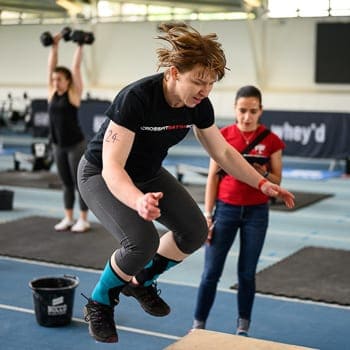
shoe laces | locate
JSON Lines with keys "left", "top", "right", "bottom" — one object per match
{"left": 82, "top": 293, "right": 115, "bottom": 331}
{"left": 140, "top": 282, "right": 162, "bottom": 304}
{"left": 145, "top": 282, "right": 162, "bottom": 303}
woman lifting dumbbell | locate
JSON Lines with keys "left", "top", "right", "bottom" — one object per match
{"left": 47, "top": 30, "right": 90, "bottom": 232}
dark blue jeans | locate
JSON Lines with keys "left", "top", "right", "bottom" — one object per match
{"left": 194, "top": 200, "right": 269, "bottom": 324}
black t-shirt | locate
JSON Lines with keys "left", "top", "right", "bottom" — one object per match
{"left": 85, "top": 73, "right": 214, "bottom": 181}
{"left": 48, "top": 92, "right": 84, "bottom": 147}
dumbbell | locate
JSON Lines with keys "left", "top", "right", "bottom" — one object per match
{"left": 71, "top": 30, "right": 95, "bottom": 45}
{"left": 39, "top": 27, "right": 72, "bottom": 47}
{"left": 61, "top": 26, "right": 72, "bottom": 41}
{"left": 40, "top": 31, "right": 53, "bottom": 47}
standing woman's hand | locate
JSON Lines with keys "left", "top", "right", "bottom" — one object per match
{"left": 252, "top": 163, "right": 267, "bottom": 176}
{"left": 205, "top": 216, "right": 215, "bottom": 245}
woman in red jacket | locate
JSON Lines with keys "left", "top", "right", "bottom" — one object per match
{"left": 192, "top": 85, "right": 285, "bottom": 337}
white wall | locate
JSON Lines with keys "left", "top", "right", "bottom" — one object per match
{"left": 0, "top": 18, "right": 349, "bottom": 117}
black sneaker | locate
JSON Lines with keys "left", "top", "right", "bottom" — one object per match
{"left": 83, "top": 298, "right": 118, "bottom": 343}
{"left": 121, "top": 282, "right": 170, "bottom": 317}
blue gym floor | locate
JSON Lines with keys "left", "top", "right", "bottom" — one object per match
{"left": 0, "top": 133, "right": 349, "bottom": 350}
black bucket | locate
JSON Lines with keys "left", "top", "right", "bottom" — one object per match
{"left": 0, "top": 189, "right": 14, "bottom": 210}
{"left": 29, "top": 275, "right": 79, "bottom": 327}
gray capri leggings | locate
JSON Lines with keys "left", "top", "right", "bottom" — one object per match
{"left": 53, "top": 140, "right": 88, "bottom": 211}
{"left": 77, "top": 156, "right": 208, "bottom": 276}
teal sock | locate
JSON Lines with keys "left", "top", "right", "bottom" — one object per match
{"left": 92, "top": 260, "right": 127, "bottom": 306}
{"left": 135, "top": 254, "right": 180, "bottom": 286}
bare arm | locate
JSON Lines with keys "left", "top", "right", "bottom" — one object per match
{"left": 70, "top": 45, "right": 83, "bottom": 98}
{"left": 204, "top": 158, "right": 220, "bottom": 217}
{"left": 194, "top": 125, "right": 294, "bottom": 208}
{"left": 101, "top": 120, "right": 163, "bottom": 221}
{"left": 195, "top": 124, "right": 267, "bottom": 188}
{"left": 204, "top": 158, "right": 220, "bottom": 243}
{"left": 47, "top": 34, "right": 60, "bottom": 98}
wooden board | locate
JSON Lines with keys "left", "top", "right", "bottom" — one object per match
{"left": 165, "top": 329, "right": 316, "bottom": 350}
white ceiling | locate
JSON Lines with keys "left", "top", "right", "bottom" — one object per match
{"left": 0, "top": 0, "right": 252, "bottom": 17}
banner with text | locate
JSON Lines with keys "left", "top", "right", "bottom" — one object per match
{"left": 262, "top": 110, "right": 350, "bottom": 159}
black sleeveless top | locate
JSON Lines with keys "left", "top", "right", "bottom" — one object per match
{"left": 48, "top": 91, "right": 84, "bottom": 147}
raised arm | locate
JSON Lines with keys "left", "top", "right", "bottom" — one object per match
{"left": 194, "top": 124, "right": 294, "bottom": 208}
{"left": 47, "top": 34, "right": 61, "bottom": 98}
{"left": 70, "top": 44, "right": 83, "bottom": 98}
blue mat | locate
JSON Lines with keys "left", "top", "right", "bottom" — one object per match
{"left": 282, "top": 168, "right": 343, "bottom": 180}
{"left": 1, "top": 257, "right": 349, "bottom": 350}
{"left": 0, "top": 147, "right": 16, "bottom": 155}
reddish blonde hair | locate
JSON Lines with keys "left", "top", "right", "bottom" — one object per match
{"left": 156, "top": 22, "right": 228, "bottom": 81}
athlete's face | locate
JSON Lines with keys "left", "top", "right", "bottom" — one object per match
{"left": 52, "top": 72, "right": 70, "bottom": 94}
{"left": 176, "top": 65, "right": 217, "bottom": 108}
{"left": 235, "top": 96, "right": 262, "bottom": 132}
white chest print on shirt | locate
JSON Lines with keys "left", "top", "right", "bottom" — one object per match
{"left": 254, "top": 144, "right": 266, "bottom": 154}
{"left": 140, "top": 124, "right": 193, "bottom": 131}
